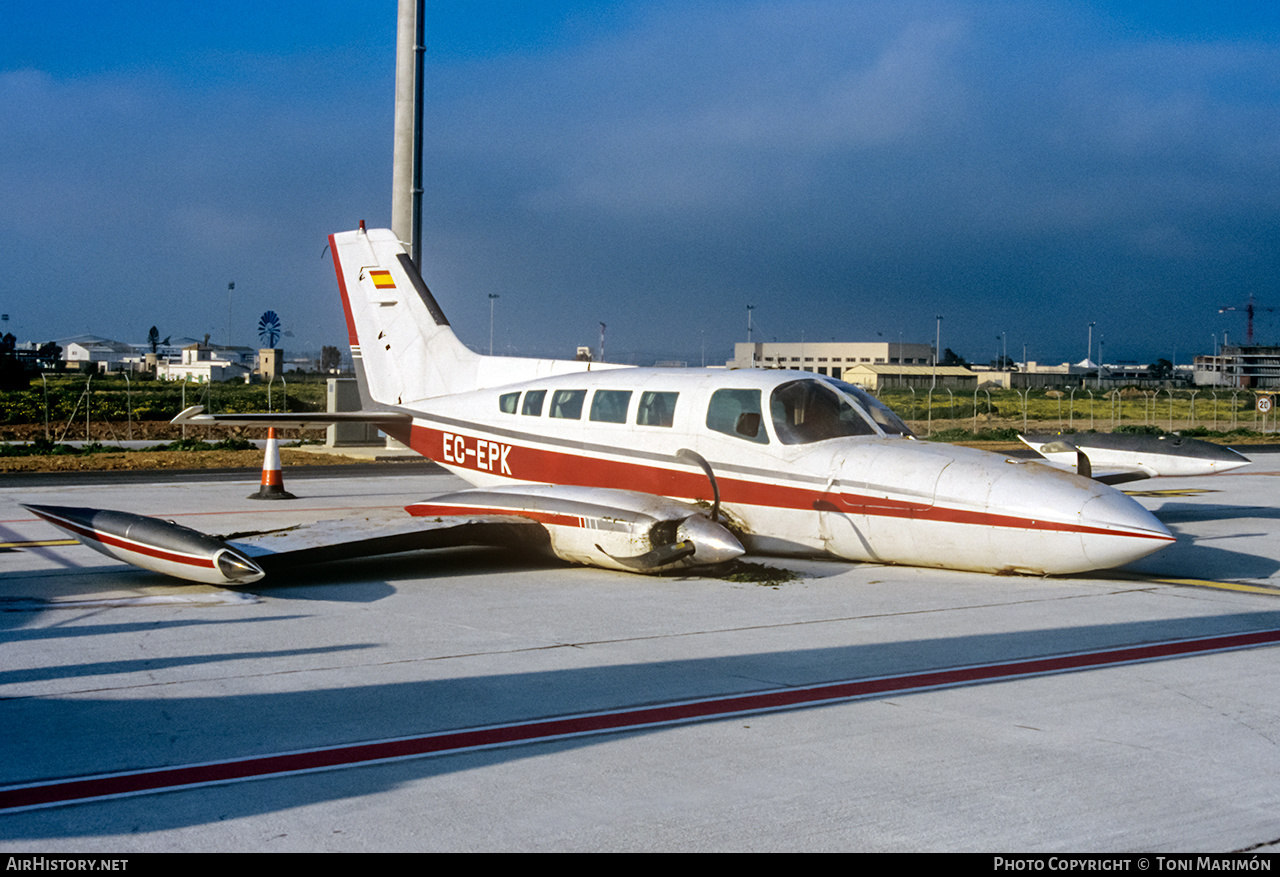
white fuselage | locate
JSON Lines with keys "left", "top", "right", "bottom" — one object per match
{"left": 382, "top": 367, "right": 1173, "bottom": 575}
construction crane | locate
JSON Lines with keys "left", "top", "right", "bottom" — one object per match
{"left": 1219, "top": 293, "right": 1274, "bottom": 345}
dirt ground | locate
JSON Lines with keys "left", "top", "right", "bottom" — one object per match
{"left": 0, "top": 420, "right": 371, "bottom": 472}
{"left": 0, "top": 448, "right": 372, "bottom": 473}
{"left": 0, "top": 419, "right": 313, "bottom": 445}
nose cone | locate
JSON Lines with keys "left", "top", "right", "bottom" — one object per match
{"left": 922, "top": 452, "right": 1176, "bottom": 575}
{"left": 984, "top": 462, "right": 1175, "bottom": 573}
{"left": 677, "top": 514, "right": 745, "bottom": 566}
{"left": 1077, "top": 489, "right": 1173, "bottom": 569}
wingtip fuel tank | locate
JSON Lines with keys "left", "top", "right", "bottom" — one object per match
{"left": 21, "top": 504, "right": 265, "bottom": 585}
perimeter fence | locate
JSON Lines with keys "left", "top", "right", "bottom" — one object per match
{"left": 876, "top": 386, "right": 1278, "bottom": 437}
{"left": 0, "top": 373, "right": 327, "bottom": 443}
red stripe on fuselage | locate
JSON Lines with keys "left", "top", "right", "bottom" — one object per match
{"left": 405, "top": 423, "right": 1171, "bottom": 543}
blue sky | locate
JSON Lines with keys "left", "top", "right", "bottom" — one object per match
{"left": 3, "top": 1, "right": 1280, "bottom": 366}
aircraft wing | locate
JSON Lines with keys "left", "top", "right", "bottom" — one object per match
{"left": 21, "top": 504, "right": 547, "bottom": 586}
{"left": 171, "top": 405, "right": 412, "bottom": 431}
{"left": 226, "top": 513, "right": 547, "bottom": 573}
{"left": 21, "top": 483, "right": 745, "bottom": 586}
{"left": 1019, "top": 434, "right": 1250, "bottom": 483}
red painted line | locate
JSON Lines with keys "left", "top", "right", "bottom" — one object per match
{"left": 3, "top": 627, "right": 1278, "bottom": 813}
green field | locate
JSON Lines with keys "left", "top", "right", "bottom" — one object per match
{"left": 875, "top": 386, "right": 1274, "bottom": 439}
{"left": 0, "top": 373, "right": 327, "bottom": 441}
{"left": 1, "top": 374, "right": 1275, "bottom": 445}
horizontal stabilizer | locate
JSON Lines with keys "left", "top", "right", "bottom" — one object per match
{"left": 171, "top": 405, "right": 412, "bottom": 431}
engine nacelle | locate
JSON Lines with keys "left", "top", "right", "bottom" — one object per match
{"left": 406, "top": 485, "right": 744, "bottom": 573}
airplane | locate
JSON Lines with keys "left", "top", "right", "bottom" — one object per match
{"left": 1018, "top": 433, "right": 1250, "bottom": 484}
{"left": 25, "top": 224, "right": 1187, "bottom": 585}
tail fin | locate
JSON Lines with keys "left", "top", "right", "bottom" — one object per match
{"left": 330, "top": 226, "right": 611, "bottom": 407}
{"left": 330, "top": 226, "right": 481, "bottom": 405}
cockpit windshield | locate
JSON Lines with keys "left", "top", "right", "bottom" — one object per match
{"left": 769, "top": 379, "right": 878, "bottom": 444}
{"left": 818, "top": 377, "right": 914, "bottom": 437}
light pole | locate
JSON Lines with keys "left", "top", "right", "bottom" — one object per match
{"left": 932, "top": 315, "right": 943, "bottom": 389}
{"left": 747, "top": 305, "right": 755, "bottom": 367}
{"left": 488, "top": 293, "right": 499, "bottom": 355}
{"left": 1086, "top": 321, "right": 1095, "bottom": 387}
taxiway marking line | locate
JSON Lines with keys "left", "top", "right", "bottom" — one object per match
{"left": 0, "top": 539, "right": 78, "bottom": 549}
{"left": 4, "top": 627, "right": 1279, "bottom": 813}
{"left": 1106, "top": 570, "right": 1280, "bottom": 596}
{"left": 1150, "top": 577, "right": 1280, "bottom": 595}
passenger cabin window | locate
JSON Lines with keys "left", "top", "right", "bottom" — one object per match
{"left": 549, "top": 389, "right": 586, "bottom": 419}
{"left": 521, "top": 389, "right": 546, "bottom": 416}
{"left": 590, "top": 390, "right": 632, "bottom": 423}
{"left": 770, "top": 379, "right": 876, "bottom": 444}
{"left": 637, "top": 391, "right": 677, "bottom": 427}
{"left": 706, "top": 388, "right": 768, "bottom": 444}
{"left": 499, "top": 392, "right": 519, "bottom": 414}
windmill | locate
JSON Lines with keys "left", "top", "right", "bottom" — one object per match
{"left": 258, "top": 311, "right": 282, "bottom": 349}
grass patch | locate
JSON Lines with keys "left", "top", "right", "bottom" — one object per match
{"left": 144, "top": 437, "right": 256, "bottom": 452}
{"left": 0, "top": 436, "right": 256, "bottom": 456}
{"left": 0, "top": 439, "right": 126, "bottom": 457}
{"left": 712, "top": 560, "right": 799, "bottom": 588}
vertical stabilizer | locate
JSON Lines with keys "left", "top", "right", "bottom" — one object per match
{"left": 330, "top": 227, "right": 483, "bottom": 405}
{"left": 329, "top": 226, "right": 619, "bottom": 408}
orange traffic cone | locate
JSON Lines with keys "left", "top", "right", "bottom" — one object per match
{"left": 248, "top": 428, "right": 296, "bottom": 500}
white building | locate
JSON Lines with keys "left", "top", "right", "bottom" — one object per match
{"left": 731, "top": 341, "right": 935, "bottom": 377}
{"left": 62, "top": 337, "right": 134, "bottom": 371}
{"left": 155, "top": 343, "right": 251, "bottom": 383}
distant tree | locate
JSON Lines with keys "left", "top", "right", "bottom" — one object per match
{"left": 36, "top": 341, "right": 61, "bottom": 368}
{"left": 147, "top": 326, "right": 160, "bottom": 354}
{"left": 320, "top": 345, "right": 341, "bottom": 372}
{"left": 0, "top": 333, "right": 24, "bottom": 390}
{"left": 940, "top": 348, "right": 969, "bottom": 366}
{"left": 1147, "top": 358, "right": 1173, "bottom": 380}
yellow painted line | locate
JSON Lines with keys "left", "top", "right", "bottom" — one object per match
{"left": 0, "top": 539, "right": 79, "bottom": 549}
{"left": 1149, "top": 577, "right": 1280, "bottom": 595}
{"left": 1123, "top": 488, "right": 1216, "bottom": 497}
{"left": 1105, "top": 570, "right": 1280, "bottom": 596}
